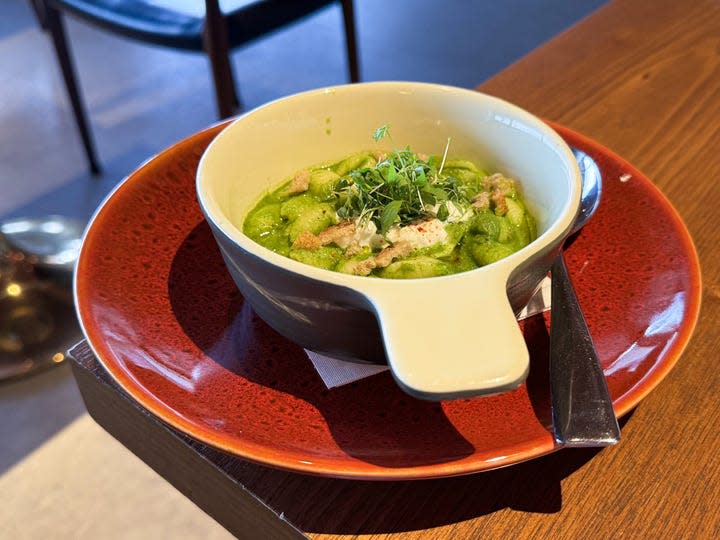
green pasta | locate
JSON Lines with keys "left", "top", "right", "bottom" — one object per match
{"left": 243, "top": 133, "right": 536, "bottom": 279}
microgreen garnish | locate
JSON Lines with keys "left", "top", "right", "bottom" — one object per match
{"left": 334, "top": 127, "right": 470, "bottom": 234}
{"left": 373, "top": 124, "right": 391, "bottom": 142}
{"left": 438, "top": 137, "right": 451, "bottom": 177}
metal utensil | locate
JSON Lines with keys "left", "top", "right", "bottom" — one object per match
{"left": 550, "top": 148, "right": 621, "bottom": 447}
{"left": 0, "top": 216, "right": 84, "bottom": 381}
{"left": 0, "top": 216, "right": 83, "bottom": 285}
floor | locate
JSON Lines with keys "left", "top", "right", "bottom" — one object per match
{"left": 0, "top": 0, "right": 606, "bottom": 472}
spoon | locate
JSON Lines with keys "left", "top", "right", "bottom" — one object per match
{"left": 549, "top": 148, "right": 621, "bottom": 446}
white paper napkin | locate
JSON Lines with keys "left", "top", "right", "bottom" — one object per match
{"left": 306, "top": 276, "right": 552, "bottom": 388}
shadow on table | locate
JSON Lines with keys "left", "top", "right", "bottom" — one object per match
{"left": 241, "top": 412, "right": 634, "bottom": 535}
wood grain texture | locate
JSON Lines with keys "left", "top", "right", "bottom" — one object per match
{"left": 69, "top": 0, "right": 720, "bottom": 538}
{"left": 478, "top": 0, "right": 720, "bottom": 538}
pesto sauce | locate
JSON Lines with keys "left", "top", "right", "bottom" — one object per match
{"left": 243, "top": 150, "right": 536, "bottom": 279}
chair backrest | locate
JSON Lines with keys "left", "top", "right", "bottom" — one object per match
{"left": 47, "top": 0, "right": 204, "bottom": 48}
{"left": 48, "top": 0, "right": 345, "bottom": 51}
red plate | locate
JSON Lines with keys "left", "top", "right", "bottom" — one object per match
{"left": 74, "top": 122, "right": 701, "bottom": 480}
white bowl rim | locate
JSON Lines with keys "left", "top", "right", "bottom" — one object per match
{"left": 197, "top": 81, "right": 581, "bottom": 290}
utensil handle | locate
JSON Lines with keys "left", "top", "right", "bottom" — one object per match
{"left": 550, "top": 253, "right": 621, "bottom": 446}
{"left": 368, "top": 268, "right": 529, "bottom": 401}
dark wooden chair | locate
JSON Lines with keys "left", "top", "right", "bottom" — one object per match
{"left": 30, "top": 0, "right": 360, "bottom": 174}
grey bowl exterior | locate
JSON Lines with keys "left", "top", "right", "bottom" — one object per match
{"left": 206, "top": 217, "right": 386, "bottom": 363}
{"left": 204, "top": 214, "right": 566, "bottom": 366}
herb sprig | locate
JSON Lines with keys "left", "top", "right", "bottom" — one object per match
{"left": 334, "top": 125, "right": 469, "bottom": 234}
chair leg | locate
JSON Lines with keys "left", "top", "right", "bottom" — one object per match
{"left": 28, "top": 0, "right": 49, "bottom": 30}
{"left": 41, "top": 2, "right": 101, "bottom": 175}
{"left": 203, "top": 1, "right": 241, "bottom": 119}
{"left": 340, "top": 0, "right": 360, "bottom": 82}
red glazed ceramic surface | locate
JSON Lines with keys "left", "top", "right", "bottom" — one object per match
{"left": 74, "top": 122, "right": 701, "bottom": 480}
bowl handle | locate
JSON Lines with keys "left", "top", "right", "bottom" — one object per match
{"left": 366, "top": 267, "right": 530, "bottom": 400}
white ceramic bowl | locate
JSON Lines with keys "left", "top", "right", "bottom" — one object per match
{"left": 197, "top": 82, "right": 581, "bottom": 400}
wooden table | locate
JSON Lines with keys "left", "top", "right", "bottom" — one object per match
{"left": 70, "top": 0, "right": 720, "bottom": 537}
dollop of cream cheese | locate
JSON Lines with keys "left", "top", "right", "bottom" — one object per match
{"left": 333, "top": 219, "right": 386, "bottom": 250}
{"left": 386, "top": 218, "right": 448, "bottom": 248}
{"left": 332, "top": 212, "right": 457, "bottom": 253}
